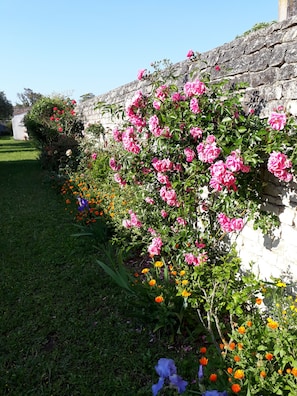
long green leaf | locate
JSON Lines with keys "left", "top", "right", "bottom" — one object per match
{"left": 97, "top": 260, "right": 133, "bottom": 293}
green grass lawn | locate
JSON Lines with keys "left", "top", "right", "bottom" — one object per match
{"left": 0, "top": 137, "right": 191, "bottom": 395}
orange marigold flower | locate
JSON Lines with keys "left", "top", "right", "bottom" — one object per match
{"left": 155, "top": 295, "right": 164, "bottom": 303}
{"left": 227, "top": 367, "right": 233, "bottom": 374}
{"left": 246, "top": 320, "right": 252, "bottom": 327}
{"left": 260, "top": 371, "right": 266, "bottom": 378}
{"left": 286, "top": 368, "right": 292, "bottom": 374}
{"left": 237, "top": 343, "right": 244, "bottom": 350}
{"left": 256, "top": 297, "right": 263, "bottom": 305}
{"left": 65, "top": 199, "right": 71, "bottom": 204}
{"left": 209, "top": 373, "right": 217, "bottom": 382}
{"left": 265, "top": 352, "right": 273, "bottom": 361}
{"left": 238, "top": 326, "right": 246, "bottom": 335}
{"left": 171, "top": 270, "right": 177, "bottom": 276}
{"left": 149, "top": 279, "right": 156, "bottom": 286}
{"left": 278, "top": 369, "right": 283, "bottom": 375}
{"left": 200, "top": 347, "right": 207, "bottom": 354}
{"left": 229, "top": 342, "right": 236, "bottom": 350}
{"left": 292, "top": 367, "right": 297, "bottom": 377}
{"left": 231, "top": 384, "right": 241, "bottom": 393}
{"left": 234, "top": 369, "right": 244, "bottom": 380}
{"left": 199, "top": 356, "right": 208, "bottom": 366}
{"left": 234, "top": 355, "right": 241, "bottom": 362}
{"left": 267, "top": 320, "right": 279, "bottom": 329}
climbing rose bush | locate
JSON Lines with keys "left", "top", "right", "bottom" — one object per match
{"left": 98, "top": 57, "right": 297, "bottom": 322}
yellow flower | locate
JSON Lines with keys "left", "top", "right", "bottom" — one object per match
{"left": 238, "top": 326, "right": 246, "bottom": 335}
{"left": 181, "top": 279, "right": 189, "bottom": 285}
{"left": 179, "top": 270, "right": 186, "bottom": 276}
{"left": 234, "top": 369, "right": 244, "bottom": 380}
{"left": 141, "top": 268, "right": 150, "bottom": 274}
{"left": 276, "top": 281, "right": 286, "bottom": 288}
{"left": 154, "top": 261, "right": 164, "bottom": 268}
{"left": 149, "top": 279, "right": 156, "bottom": 286}
{"left": 267, "top": 319, "right": 279, "bottom": 329}
{"left": 181, "top": 290, "right": 191, "bottom": 297}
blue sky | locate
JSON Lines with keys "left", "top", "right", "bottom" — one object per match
{"left": 1, "top": 0, "right": 278, "bottom": 105}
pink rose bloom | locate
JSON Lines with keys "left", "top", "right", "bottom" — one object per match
{"left": 157, "top": 172, "right": 171, "bottom": 187}
{"left": 155, "top": 85, "right": 169, "bottom": 102}
{"left": 160, "top": 209, "right": 168, "bottom": 218}
{"left": 128, "top": 210, "right": 142, "bottom": 228}
{"left": 230, "top": 218, "right": 244, "bottom": 231}
{"left": 267, "top": 151, "right": 293, "bottom": 182}
{"left": 160, "top": 186, "right": 179, "bottom": 207}
{"left": 148, "top": 237, "right": 163, "bottom": 256}
{"left": 218, "top": 213, "right": 244, "bottom": 233}
{"left": 149, "top": 115, "right": 160, "bottom": 132}
{"left": 148, "top": 227, "right": 156, "bottom": 235}
{"left": 190, "top": 97, "right": 200, "bottom": 114}
{"left": 137, "top": 69, "right": 147, "bottom": 80}
{"left": 217, "top": 213, "right": 233, "bottom": 233}
{"left": 195, "top": 240, "right": 206, "bottom": 249}
{"left": 268, "top": 111, "right": 286, "bottom": 130}
{"left": 174, "top": 163, "right": 182, "bottom": 172}
{"left": 122, "top": 219, "right": 132, "bottom": 228}
{"left": 114, "top": 173, "right": 126, "bottom": 187}
{"left": 197, "top": 142, "right": 221, "bottom": 163}
{"left": 171, "top": 92, "right": 184, "bottom": 102}
{"left": 152, "top": 158, "right": 173, "bottom": 172}
{"left": 190, "top": 127, "right": 203, "bottom": 140}
{"left": 176, "top": 217, "right": 187, "bottom": 226}
{"left": 145, "top": 197, "right": 155, "bottom": 205}
{"left": 184, "top": 147, "right": 196, "bottom": 162}
{"left": 112, "top": 128, "right": 122, "bottom": 142}
{"left": 184, "top": 80, "right": 206, "bottom": 97}
{"left": 184, "top": 253, "right": 195, "bottom": 265}
{"left": 153, "top": 100, "right": 161, "bottom": 110}
{"left": 186, "top": 49, "right": 194, "bottom": 58}
{"left": 205, "top": 135, "right": 216, "bottom": 144}
{"left": 109, "top": 157, "right": 121, "bottom": 171}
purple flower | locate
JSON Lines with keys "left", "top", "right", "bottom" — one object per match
{"left": 198, "top": 364, "right": 204, "bottom": 381}
{"left": 77, "top": 197, "right": 89, "bottom": 211}
{"left": 203, "top": 391, "right": 228, "bottom": 396}
{"left": 152, "top": 358, "right": 188, "bottom": 396}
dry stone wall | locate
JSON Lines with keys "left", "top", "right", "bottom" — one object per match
{"left": 77, "top": 16, "right": 297, "bottom": 281}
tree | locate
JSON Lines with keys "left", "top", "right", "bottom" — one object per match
{"left": 0, "top": 91, "right": 13, "bottom": 120}
{"left": 16, "top": 88, "right": 43, "bottom": 108}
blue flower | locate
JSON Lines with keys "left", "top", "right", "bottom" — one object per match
{"left": 152, "top": 358, "right": 188, "bottom": 396}
{"left": 198, "top": 364, "right": 204, "bottom": 381}
{"left": 77, "top": 197, "right": 89, "bottom": 211}
{"left": 203, "top": 391, "right": 228, "bottom": 396}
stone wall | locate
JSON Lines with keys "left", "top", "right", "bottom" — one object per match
{"left": 77, "top": 16, "right": 297, "bottom": 281}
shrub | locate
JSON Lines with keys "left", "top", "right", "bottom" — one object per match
{"left": 24, "top": 96, "right": 84, "bottom": 172}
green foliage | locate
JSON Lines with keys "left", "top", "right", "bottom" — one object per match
{"left": 236, "top": 21, "right": 276, "bottom": 38}
{"left": 0, "top": 91, "right": 13, "bottom": 120}
{"left": 223, "top": 280, "right": 297, "bottom": 395}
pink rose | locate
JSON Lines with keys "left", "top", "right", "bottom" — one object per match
{"left": 184, "top": 147, "right": 196, "bottom": 162}
{"left": 268, "top": 111, "right": 286, "bottom": 130}
{"left": 137, "top": 69, "right": 147, "bottom": 80}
